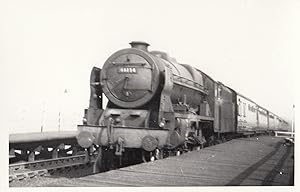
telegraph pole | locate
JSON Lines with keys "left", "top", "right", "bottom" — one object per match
{"left": 41, "top": 101, "right": 45, "bottom": 132}
{"left": 58, "top": 88, "right": 68, "bottom": 132}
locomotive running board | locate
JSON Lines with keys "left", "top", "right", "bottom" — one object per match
{"left": 174, "top": 113, "right": 214, "bottom": 122}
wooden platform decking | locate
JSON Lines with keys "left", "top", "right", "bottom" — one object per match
{"left": 44, "top": 136, "right": 294, "bottom": 186}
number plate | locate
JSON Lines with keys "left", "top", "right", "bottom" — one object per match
{"left": 118, "top": 67, "right": 137, "bottom": 74}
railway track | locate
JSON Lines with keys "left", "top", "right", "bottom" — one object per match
{"left": 9, "top": 131, "right": 97, "bottom": 183}
{"left": 9, "top": 131, "right": 149, "bottom": 184}
{"left": 9, "top": 153, "right": 97, "bottom": 182}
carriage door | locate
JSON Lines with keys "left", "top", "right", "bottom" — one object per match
{"left": 216, "top": 84, "right": 235, "bottom": 133}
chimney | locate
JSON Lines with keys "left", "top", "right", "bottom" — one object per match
{"left": 129, "top": 41, "right": 150, "bottom": 51}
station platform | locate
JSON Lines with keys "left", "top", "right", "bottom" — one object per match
{"left": 46, "top": 136, "right": 294, "bottom": 186}
{"left": 9, "top": 131, "right": 77, "bottom": 144}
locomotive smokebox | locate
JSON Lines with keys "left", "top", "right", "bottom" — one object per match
{"left": 100, "top": 42, "right": 160, "bottom": 108}
{"left": 130, "top": 41, "right": 150, "bottom": 51}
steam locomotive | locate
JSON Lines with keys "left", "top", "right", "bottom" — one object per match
{"left": 76, "top": 41, "right": 289, "bottom": 172}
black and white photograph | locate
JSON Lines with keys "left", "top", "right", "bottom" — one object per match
{"left": 0, "top": 0, "right": 298, "bottom": 191}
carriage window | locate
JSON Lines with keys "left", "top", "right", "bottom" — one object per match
{"left": 218, "top": 86, "right": 222, "bottom": 99}
{"left": 243, "top": 103, "right": 246, "bottom": 117}
{"left": 238, "top": 101, "right": 242, "bottom": 116}
{"left": 248, "top": 104, "right": 255, "bottom": 113}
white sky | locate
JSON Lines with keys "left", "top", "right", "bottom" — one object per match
{"left": 0, "top": 0, "right": 299, "bottom": 134}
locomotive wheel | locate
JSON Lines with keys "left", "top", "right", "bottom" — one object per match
{"left": 93, "top": 147, "right": 117, "bottom": 173}
{"left": 141, "top": 150, "right": 151, "bottom": 162}
{"left": 221, "top": 136, "right": 227, "bottom": 142}
{"left": 142, "top": 150, "right": 159, "bottom": 162}
{"left": 93, "top": 147, "right": 103, "bottom": 173}
{"left": 153, "top": 148, "right": 166, "bottom": 160}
